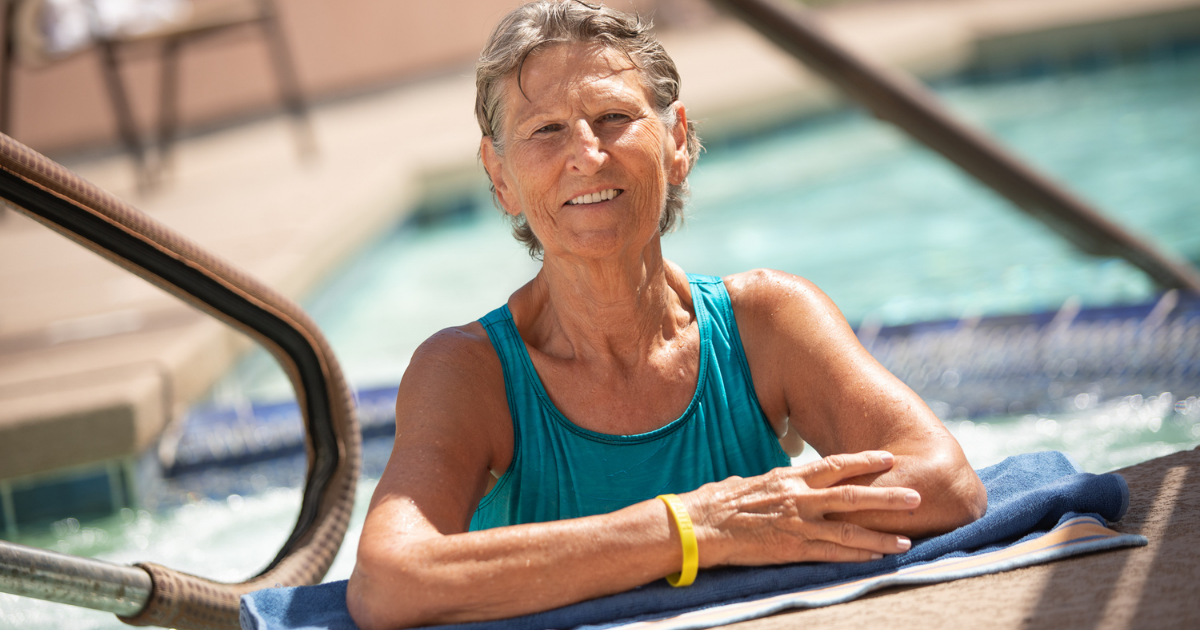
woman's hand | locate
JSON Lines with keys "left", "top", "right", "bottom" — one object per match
{"left": 685, "top": 451, "right": 918, "bottom": 566}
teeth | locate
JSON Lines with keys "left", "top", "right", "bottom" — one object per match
{"left": 568, "top": 189, "right": 619, "bottom": 205}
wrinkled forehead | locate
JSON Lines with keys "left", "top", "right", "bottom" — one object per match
{"left": 519, "top": 42, "right": 640, "bottom": 88}
{"left": 497, "top": 42, "right": 654, "bottom": 122}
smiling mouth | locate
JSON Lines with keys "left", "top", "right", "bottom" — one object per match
{"left": 566, "top": 189, "right": 622, "bottom": 205}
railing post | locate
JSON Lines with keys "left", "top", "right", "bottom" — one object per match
{"left": 1, "top": 480, "right": 16, "bottom": 538}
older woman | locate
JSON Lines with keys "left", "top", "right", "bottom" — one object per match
{"left": 347, "top": 2, "right": 986, "bottom": 629}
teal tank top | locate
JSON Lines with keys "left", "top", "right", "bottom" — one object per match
{"left": 470, "top": 274, "right": 791, "bottom": 530}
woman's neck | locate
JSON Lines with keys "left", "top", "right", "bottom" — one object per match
{"left": 511, "top": 237, "right": 693, "bottom": 367}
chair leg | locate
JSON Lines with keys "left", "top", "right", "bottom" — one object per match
{"left": 258, "top": 0, "right": 316, "bottom": 159}
{"left": 158, "top": 37, "right": 182, "bottom": 180}
{"left": 0, "top": 23, "right": 11, "bottom": 222}
{"left": 1, "top": 41, "right": 13, "bottom": 137}
{"left": 1, "top": 1, "right": 18, "bottom": 137}
{"left": 97, "top": 41, "right": 152, "bottom": 192}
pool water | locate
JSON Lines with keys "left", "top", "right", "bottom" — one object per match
{"left": 5, "top": 46, "right": 1200, "bottom": 630}
{"left": 670, "top": 59, "right": 1200, "bottom": 326}
{"left": 0, "top": 483, "right": 374, "bottom": 629}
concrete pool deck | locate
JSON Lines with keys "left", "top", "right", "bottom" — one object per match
{"left": 3, "top": 0, "right": 1200, "bottom": 499}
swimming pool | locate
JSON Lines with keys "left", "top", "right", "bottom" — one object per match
{"left": 4, "top": 44, "right": 1200, "bottom": 630}
{"left": 212, "top": 43, "right": 1200, "bottom": 404}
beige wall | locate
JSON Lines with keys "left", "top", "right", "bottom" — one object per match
{"left": 3, "top": 0, "right": 682, "bottom": 155}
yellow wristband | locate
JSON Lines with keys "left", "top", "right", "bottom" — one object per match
{"left": 657, "top": 494, "right": 698, "bottom": 587}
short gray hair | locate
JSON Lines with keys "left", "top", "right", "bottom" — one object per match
{"left": 475, "top": 0, "right": 702, "bottom": 258}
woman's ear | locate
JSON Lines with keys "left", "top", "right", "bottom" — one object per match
{"left": 481, "top": 137, "right": 520, "bottom": 216}
{"left": 667, "top": 102, "right": 690, "bottom": 186}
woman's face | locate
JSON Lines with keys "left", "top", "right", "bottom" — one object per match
{"left": 481, "top": 42, "right": 689, "bottom": 261}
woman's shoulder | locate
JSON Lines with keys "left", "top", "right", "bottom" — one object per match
{"left": 398, "top": 321, "right": 507, "bottom": 413}
{"left": 720, "top": 268, "right": 859, "bottom": 360}
{"left": 719, "top": 270, "right": 864, "bottom": 423}
{"left": 397, "top": 321, "right": 511, "bottom": 452}
{"left": 721, "top": 268, "right": 837, "bottom": 321}
{"left": 407, "top": 321, "right": 498, "bottom": 380}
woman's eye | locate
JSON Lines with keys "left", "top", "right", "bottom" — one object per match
{"left": 599, "top": 113, "right": 630, "bottom": 124}
{"left": 534, "top": 123, "right": 563, "bottom": 134}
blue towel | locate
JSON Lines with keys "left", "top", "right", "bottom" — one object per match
{"left": 241, "top": 451, "right": 1142, "bottom": 630}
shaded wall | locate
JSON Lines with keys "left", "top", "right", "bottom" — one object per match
{"left": 2, "top": 0, "right": 674, "bottom": 155}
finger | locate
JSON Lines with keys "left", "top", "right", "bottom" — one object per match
{"left": 817, "top": 484, "right": 921, "bottom": 514}
{"left": 799, "top": 540, "right": 890, "bottom": 563}
{"left": 809, "top": 520, "right": 913, "bottom": 556}
{"left": 799, "top": 451, "right": 895, "bottom": 488}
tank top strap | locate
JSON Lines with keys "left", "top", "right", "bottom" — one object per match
{"left": 685, "top": 274, "right": 764, "bottom": 411}
{"left": 478, "top": 305, "right": 525, "bottom": 388}
{"left": 478, "top": 304, "right": 535, "bottom": 442}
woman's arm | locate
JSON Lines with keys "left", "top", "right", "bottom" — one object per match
{"left": 728, "top": 269, "right": 988, "bottom": 538}
{"left": 346, "top": 325, "right": 921, "bottom": 630}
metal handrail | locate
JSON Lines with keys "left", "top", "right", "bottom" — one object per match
{"left": 708, "top": 0, "right": 1200, "bottom": 292}
{"left": 0, "top": 131, "right": 360, "bottom": 630}
{"left": 0, "top": 540, "right": 152, "bottom": 616}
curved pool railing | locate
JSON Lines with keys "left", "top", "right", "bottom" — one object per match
{"left": 0, "top": 132, "right": 361, "bottom": 630}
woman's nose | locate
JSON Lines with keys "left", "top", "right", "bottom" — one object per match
{"left": 567, "top": 120, "right": 607, "bottom": 175}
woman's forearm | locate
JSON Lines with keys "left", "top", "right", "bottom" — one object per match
{"left": 826, "top": 442, "right": 986, "bottom": 538}
{"left": 347, "top": 499, "right": 679, "bottom": 630}
{"left": 348, "top": 452, "right": 925, "bottom": 630}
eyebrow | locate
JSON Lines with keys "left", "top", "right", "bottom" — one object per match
{"left": 509, "top": 78, "right": 646, "bottom": 128}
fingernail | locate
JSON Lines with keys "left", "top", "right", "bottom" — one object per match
{"left": 878, "top": 452, "right": 894, "bottom": 466}
{"left": 870, "top": 553, "right": 883, "bottom": 560}
{"left": 896, "top": 538, "right": 911, "bottom": 551}
{"left": 904, "top": 491, "right": 920, "bottom": 505}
